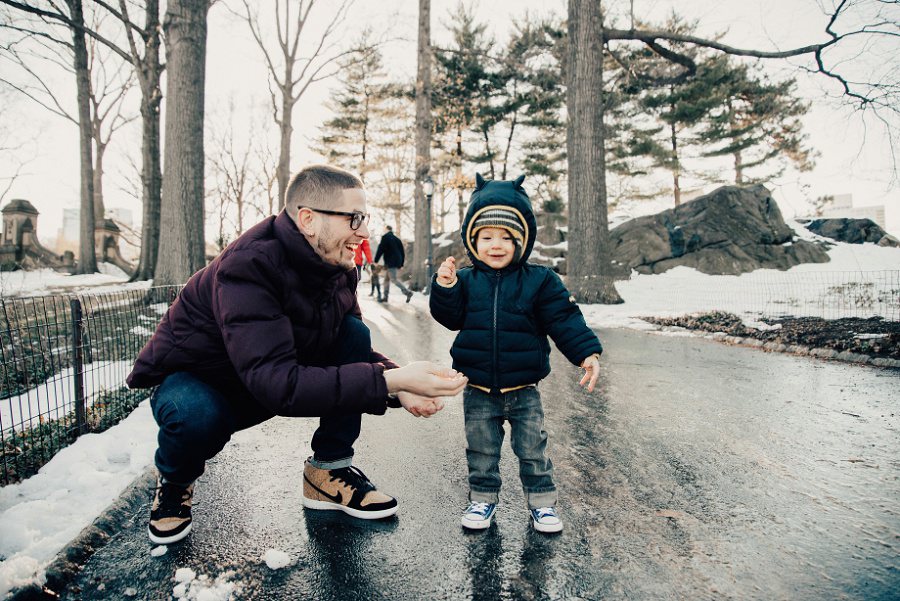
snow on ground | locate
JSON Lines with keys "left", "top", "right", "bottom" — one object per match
{"left": 0, "top": 234, "right": 897, "bottom": 598}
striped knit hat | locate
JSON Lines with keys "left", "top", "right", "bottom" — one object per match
{"left": 469, "top": 205, "right": 527, "bottom": 261}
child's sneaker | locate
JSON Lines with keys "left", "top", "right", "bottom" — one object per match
{"left": 461, "top": 501, "right": 497, "bottom": 530}
{"left": 530, "top": 507, "right": 563, "bottom": 533}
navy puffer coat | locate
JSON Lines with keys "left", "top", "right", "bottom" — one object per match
{"left": 429, "top": 175, "right": 602, "bottom": 392}
{"left": 127, "top": 210, "right": 398, "bottom": 417}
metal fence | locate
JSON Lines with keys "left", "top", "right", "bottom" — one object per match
{"left": 619, "top": 270, "right": 900, "bottom": 323}
{"left": 0, "top": 286, "right": 179, "bottom": 486}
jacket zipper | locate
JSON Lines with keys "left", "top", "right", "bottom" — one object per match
{"left": 492, "top": 271, "right": 500, "bottom": 391}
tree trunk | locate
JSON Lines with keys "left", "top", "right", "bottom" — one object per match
{"left": 734, "top": 150, "right": 744, "bottom": 184}
{"left": 70, "top": 0, "right": 97, "bottom": 274}
{"left": 411, "top": 0, "right": 432, "bottom": 291}
{"left": 92, "top": 141, "right": 106, "bottom": 225}
{"left": 671, "top": 121, "right": 681, "bottom": 206}
{"left": 156, "top": 0, "right": 207, "bottom": 286}
{"left": 276, "top": 91, "right": 292, "bottom": 212}
{"left": 566, "top": 0, "right": 621, "bottom": 304}
{"left": 131, "top": 0, "right": 162, "bottom": 282}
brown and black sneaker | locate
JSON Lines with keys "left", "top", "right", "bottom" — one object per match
{"left": 148, "top": 475, "right": 194, "bottom": 545}
{"left": 302, "top": 460, "right": 398, "bottom": 519}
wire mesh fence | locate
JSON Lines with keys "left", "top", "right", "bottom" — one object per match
{"left": 620, "top": 270, "right": 900, "bottom": 323}
{"left": 0, "top": 286, "right": 179, "bottom": 486}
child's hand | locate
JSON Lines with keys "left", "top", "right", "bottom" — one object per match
{"left": 436, "top": 256, "right": 457, "bottom": 285}
{"left": 397, "top": 391, "right": 446, "bottom": 418}
{"left": 579, "top": 354, "right": 600, "bottom": 392}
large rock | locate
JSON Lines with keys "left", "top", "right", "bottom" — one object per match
{"left": 609, "top": 184, "right": 830, "bottom": 275}
{"left": 800, "top": 217, "right": 900, "bottom": 247}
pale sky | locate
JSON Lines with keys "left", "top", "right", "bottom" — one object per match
{"left": 1, "top": 0, "right": 897, "bottom": 246}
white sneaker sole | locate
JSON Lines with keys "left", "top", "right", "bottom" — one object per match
{"left": 148, "top": 522, "right": 192, "bottom": 545}
{"left": 532, "top": 519, "right": 563, "bottom": 533}
{"left": 302, "top": 496, "right": 398, "bottom": 520}
{"left": 461, "top": 512, "right": 495, "bottom": 530}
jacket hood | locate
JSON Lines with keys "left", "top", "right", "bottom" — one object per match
{"left": 461, "top": 174, "right": 537, "bottom": 270}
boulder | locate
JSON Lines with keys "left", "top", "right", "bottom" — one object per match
{"left": 800, "top": 217, "right": 900, "bottom": 247}
{"left": 609, "top": 184, "right": 831, "bottom": 275}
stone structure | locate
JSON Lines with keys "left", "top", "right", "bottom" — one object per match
{"left": 0, "top": 199, "right": 74, "bottom": 272}
{"left": 0, "top": 199, "right": 135, "bottom": 274}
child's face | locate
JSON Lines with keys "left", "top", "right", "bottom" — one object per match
{"left": 475, "top": 227, "right": 515, "bottom": 270}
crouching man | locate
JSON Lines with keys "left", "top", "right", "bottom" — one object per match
{"left": 127, "top": 165, "right": 467, "bottom": 545}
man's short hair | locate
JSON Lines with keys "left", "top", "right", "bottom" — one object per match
{"left": 285, "top": 165, "right": 363, "bottom": 213}
{"left": 385, "top": 225, "right": 393, "bottom": 232}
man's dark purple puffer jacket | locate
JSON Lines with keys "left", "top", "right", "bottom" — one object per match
{"left": 127, "top": 209, "right": 398, "bottom": 417}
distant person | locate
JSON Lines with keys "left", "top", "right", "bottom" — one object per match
{"left": 368, "top": 262, "right": 383, "bottom": 301}
{"left": 429, "top": 174, "right": 602, "bottom": 534}
{"left": 127, "top": 165, "right": 467, "bottom": 545}
{"left": 373, "top": 225, "right": 413, "bottom": 303}
{"left": 353, "top": 237, "right": 372, "bottom": 280}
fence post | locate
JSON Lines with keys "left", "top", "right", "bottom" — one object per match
{"left": 70, "top": 298, "right": 86, "bottom": 435}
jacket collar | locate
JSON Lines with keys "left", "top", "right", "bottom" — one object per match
{"left": 273, "top": 209, "right": 347, "bottom": 288}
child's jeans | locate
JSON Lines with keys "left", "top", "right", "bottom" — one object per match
{"left": 463, "top": 385, "right": 557, "bottom": 509}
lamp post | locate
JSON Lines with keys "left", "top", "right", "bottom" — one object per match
{"left": 423, "top": 176, "right": 435, "bottom": 289}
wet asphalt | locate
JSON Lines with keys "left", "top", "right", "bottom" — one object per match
{"left": 44, "top": 297, "right": 899, "bottom": 601}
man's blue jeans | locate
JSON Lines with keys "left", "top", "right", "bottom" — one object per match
{"left": 150, "top": 315, "right": 370, "bottom": 485}
{"left": 463, "top": 385, "right": 557, "bottom": 509}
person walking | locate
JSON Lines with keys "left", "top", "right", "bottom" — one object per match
{"left": 127, "top": 165, "right": 467, "bottom": 545}
{"left": 429, "top": 174, "right": 602, "bottom": 534}
{"left": 373, "top": 225, "right": 413, "bottom": 303}
{"left": 353, "top": 237, "right": 372, "bottom": 281}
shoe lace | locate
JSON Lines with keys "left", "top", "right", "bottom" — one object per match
{"left": 468, "top": 502, "right": 493, "bottom": 517}
{"left": 534, "top": 507, "right": 556, "bottom": 519}
{"left": 329, "top": 466, "right": 375, "bottom": 495}
{"left": 151, "top": 482, "right": 193, "bottom": 513}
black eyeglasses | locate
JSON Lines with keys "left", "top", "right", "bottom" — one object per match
{"left": 299, "top": 206, "right": 370, "bottom": 231}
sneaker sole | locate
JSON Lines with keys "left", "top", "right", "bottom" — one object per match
{"left": 148, "top": 523, "right": 192, "bottom": 545}
{"left": 302, "top": 497, "right": 398, "bottom": 520}
{"left": 532, "top": 519, "right": 563, "bottom": 533}
{"left": 461, "top": 515, "right": 494, "bottom": 530}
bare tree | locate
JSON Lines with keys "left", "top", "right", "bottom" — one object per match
{"left": 206, "top": 99, "right": 267, "bottom": 249}
{"left": 0, "top": 0, "right": 164, "bottom": 280}
{"left": 565, "top": 0, "right": 900, "bottom": 302}
{"left": 155, "top": 0, "right": 209, "bottom": 287}
{"left": 0, "top": 0, "right": 97, "bottom": 271}
{"left": 0, "top": 85, "right": 37, "bottom": 205}
{"left": 236, "top": 0, "right": 357, "bottom": 210}
{"left": 410, "top": 0, "right": 432, "bottom": 290}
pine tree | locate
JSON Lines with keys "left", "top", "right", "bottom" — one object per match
{"left": 695, "top": 58, "right": 815, "bottom": 185}
{"left": 314, "top": 35, "right": 389, "bottom": 184}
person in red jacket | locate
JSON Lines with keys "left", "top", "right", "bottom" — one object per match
{"left": 353, "top": 238, "right": 372, "bottom": 281}
{"left": 127, "top": 165, "right": 467, "bottom": 545}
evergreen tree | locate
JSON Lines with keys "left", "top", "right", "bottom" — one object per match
{"left": 314, "top": 34, "right": 389, "bottom": 184}
{"left": 695, "top": 59, "right": 815, "bottom": 185}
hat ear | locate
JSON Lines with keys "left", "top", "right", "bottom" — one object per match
{"left": 513, "top": 174, "right": 525, "bottom": 189}
{"left": 475, "top": 173, "right": 486, "bottom": 190}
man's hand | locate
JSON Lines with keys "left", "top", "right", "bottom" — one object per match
{"left": 384, "top": 361, "right": 467, "bottom": 398}
{"left": 436, "top": 257, "right": 456, "bottom": 286}
{"left": 579, "top": 354, "right": 600, "bottom": 392}
{"left": 397, "top": 392, "right": 445, "bottom": 418}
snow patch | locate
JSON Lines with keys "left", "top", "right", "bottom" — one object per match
{"left": 262, "top": 549, "right": 292, "bottom": 569}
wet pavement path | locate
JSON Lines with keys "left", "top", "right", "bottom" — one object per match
{"left": 54, "top": 300, "right": 898, "bottom": 600}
